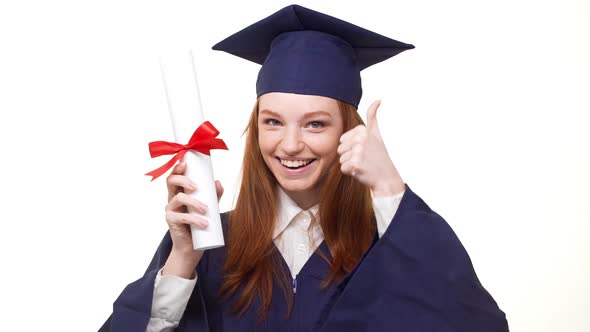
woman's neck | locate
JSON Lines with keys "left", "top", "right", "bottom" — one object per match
{"left": 283, "top": 188, "right": 320, "bottom": 210}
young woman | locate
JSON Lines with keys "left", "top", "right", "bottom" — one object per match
{"left": 101, "top": 5, "right": 508, "bottom": 332}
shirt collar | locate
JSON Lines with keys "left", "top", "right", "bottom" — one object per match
{"left": 273, "top": 187, "right": 319, "bottom": 239}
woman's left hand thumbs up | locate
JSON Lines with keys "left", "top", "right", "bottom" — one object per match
{"left": 337, "top": 100, "right": 405, "bottom": 196}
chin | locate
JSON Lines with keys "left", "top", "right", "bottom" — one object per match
{"left": 277, "top": 178, "right": 317, "bottom": 193}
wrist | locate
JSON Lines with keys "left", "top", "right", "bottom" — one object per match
{"left": 371, "top": 179, "right": 405, "bottom": 197}
{"left": 163, "top": 248, "right": 202, "bottom": 279}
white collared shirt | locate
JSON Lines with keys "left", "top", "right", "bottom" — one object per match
{"left": 272, "top": 188, "right": 323, "bottom": 278}
{"left": 147, "top": 189, "right": 405, "bottom": 332}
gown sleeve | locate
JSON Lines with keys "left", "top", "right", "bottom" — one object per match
{"left": 98, "top": 232, "right": 209, "bottom": 332}
{"left": 316, "top": 184, "right": 509, "bottom": 332}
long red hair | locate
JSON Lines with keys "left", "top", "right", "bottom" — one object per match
{"left": 220, "top": 98, "right": 375, "bottom": 320}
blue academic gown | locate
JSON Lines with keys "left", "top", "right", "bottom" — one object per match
{"left": 100, "top": 184, "right": 509, "bottom": 331}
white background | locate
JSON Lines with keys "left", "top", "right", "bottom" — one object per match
{"left": 1, "top": 0, "right": 588, "bottom": 331}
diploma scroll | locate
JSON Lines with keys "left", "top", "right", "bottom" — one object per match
{"left": 159, "top": 50, "right": 225, "bottom": 250}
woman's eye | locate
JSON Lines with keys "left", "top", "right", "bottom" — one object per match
{"left": 308, "top": 121, "right": 324, "bottom": 129}
{"left": 266, "top": 119, "right": 281, "bottom": 126}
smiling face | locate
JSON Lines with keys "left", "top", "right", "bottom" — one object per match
{"left": 258, "top": 92, "right": 344, "bottom": 209}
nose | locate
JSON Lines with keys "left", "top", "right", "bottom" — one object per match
{"left": 280, "top": 127, "right": 304, "bottom": 155}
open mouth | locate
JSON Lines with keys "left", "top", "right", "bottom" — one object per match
{"left": 277, "top": 157, "right": 316, "bottom": 170}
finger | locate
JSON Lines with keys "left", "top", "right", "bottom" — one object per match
{"left": 167, "top": 174, "right": 197, "bottom": 194}
{"left": 337, "top": 140, "right": 353, "bottom": 155}
{"left": 171, "top": 160, "right": 186, "bottom": 175}
{"left": 167, "top": 163, "right": 183, "bottom": 193}
{"left": 339, "top": 124, "right": 366, "bottom": 143}
{"left": 338, "top": 129, "right": 368, "bottom": 155}
{"left": 338, "top": 143, "right": 362, "bottom": 164}
{"left": 166, "top": 192, "right": 208, "bottom": 214}
{"left": 166, "top": 211, "right": 209, "bottom": 229}
{"left": 340, "top": 161, "right": 362, "bottom": 177}
{"left": 167, "top": 162, "right": 194, "bottom": 194}
{"left": 338, "top": 149, "right": 354, "bottom": 164}
{"left": 366, "top": 100, "right": 382, "bottom": 133}
{"left": 215, "top": 180, "right": 224, "bottom": 201}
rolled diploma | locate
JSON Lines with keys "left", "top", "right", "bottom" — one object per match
{"left": 159, "top": 50, "right": 225, "bottom": 250}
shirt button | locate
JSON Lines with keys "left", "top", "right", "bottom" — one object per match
{"left": 297, "top": 244, "right": 305, "bottom": 251}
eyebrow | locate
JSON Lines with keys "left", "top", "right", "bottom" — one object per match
{"left": 259, "top": 109, "right": 332, "bottom": 118}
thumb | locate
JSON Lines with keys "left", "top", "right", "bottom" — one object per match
{"left": 366, "top": 100, "right": 382, "bottom": 134}
{"left": 215, "top": 180, "right": 224, "bottom": 201}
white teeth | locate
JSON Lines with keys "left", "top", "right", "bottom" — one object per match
{"left": 280, "top": 159, "right": 312, "bottom": 168}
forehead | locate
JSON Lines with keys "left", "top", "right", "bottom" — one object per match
{"left": 258, "top": 92, "right": 339, "bottom": 116}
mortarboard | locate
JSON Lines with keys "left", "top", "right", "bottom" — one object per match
{"left": 212, "top": 4, "right": 414, "bottom": 108}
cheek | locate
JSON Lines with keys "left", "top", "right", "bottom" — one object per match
{"left": 309, "top": 133, "right": 341, "bottom": 158}
{"left": 258, "top": 132, "right": 277, "bottom": 156}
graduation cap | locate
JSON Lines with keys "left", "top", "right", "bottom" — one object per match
{"left": 212, "top": 4, "right": 414, "bottom": 108}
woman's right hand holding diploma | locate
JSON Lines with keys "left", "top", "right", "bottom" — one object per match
{"left": 162, "top": 160, "right": 224, "bottom": 278}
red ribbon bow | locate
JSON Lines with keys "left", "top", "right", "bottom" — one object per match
{"left": 145, "top": 121, "right": 228, "bottom": 181}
